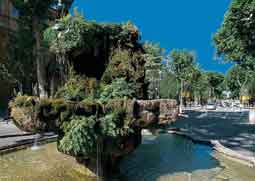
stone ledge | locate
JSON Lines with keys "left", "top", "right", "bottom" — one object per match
{"left": 0, "top": 133, "right": 35, "bottom": 139}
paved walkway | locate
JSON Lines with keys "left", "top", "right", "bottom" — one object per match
{"left": 0, "top": 121, "right": 26, "bottom": 137}
{"left": 0, "top": 120, "right": 57, "bottom": 152}
{"left": 171, "top": 110, "right": 255, "bottom": 158}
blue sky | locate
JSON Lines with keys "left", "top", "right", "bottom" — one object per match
{"left": 72, "top": 0, "right": 232, "bottom": 73}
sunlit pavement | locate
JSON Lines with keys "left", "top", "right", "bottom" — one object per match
{"left": 0, "top": 121, "right": 26, "bottom": 137}
{"left": 0, "top": 121, "right": 57, "bottom": 151}
{"left": 172, "top": 109, "right": 255, "bottom": 158}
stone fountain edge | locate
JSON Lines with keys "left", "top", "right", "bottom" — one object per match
{"left": 168, "top": 129, "right": 255, "bottom": 168}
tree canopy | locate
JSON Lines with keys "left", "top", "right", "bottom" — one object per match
{"left": 214, "top": 0, "right": 255, "bottom": 69}
{"left": 170, "top": 49, "right": 196, "bottom": 81}
{"left": 206, "top": 72, "right": 225, "bottom": 99}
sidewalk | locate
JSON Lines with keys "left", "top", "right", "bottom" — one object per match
{"left": 0, "top": 121, "right": 57, "bottom": 152}
{"left": 0, "top": 121, "right": 27, "bottom": 137}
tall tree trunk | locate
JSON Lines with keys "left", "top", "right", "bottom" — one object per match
{"left": 33, "top": 18, "right": 48, "bottom": 98}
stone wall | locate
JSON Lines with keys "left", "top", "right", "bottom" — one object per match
{"left": 135, "top": 99, "right": 179, "bottom": 127}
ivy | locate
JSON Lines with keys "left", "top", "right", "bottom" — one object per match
{"left": 44, "top": 15, "right": 141, "bottom": 55}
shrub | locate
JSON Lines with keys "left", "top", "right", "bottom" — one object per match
{"left": 58, "top": 108, "right": 133, "bottom": 157}
{"left": 99, "top": 78, "right": 135, "bottom": 103}
{"left": 58, "top": 116, "right": 98, "bottom": 157}
{"left": 55, "top": 75, "right": 87, "bottom": 101}
{"left": 9, "top": 96, "right": 37, "bottom": 108}
{"left": 55, "top": 75, "right": 102, "bottom": 101}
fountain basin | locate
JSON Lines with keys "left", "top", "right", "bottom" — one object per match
{"left": 1, "top": 134, "right": 255, "bottom": 181}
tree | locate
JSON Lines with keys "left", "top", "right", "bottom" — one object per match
{"left": 225, "top": 64, "right": 247, "bottom": 98}
{"left": 159, "top": 70, "right": 179, "bottom": 99}
{"left": 143, "top": 41, "right": 165, "bottom": 99}
{"left": 11, "top": 0, "right": 73, "bottom": 98}
{"left": 188, "top": 67, "right": 210, "bottom": 105}
{"left": 226, "top": 64, "right": 255, "bottom": 101}
{"left": 170, "top": 49, "right": 196, "bottom": 112}
{"left": 214, "top": 0, "right": 255, "bottom": 69}
{"left": 206, "top": 72, "right": 225, "bottom": 99}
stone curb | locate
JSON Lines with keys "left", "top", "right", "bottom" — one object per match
{"left": 168, "top": 129, "right": 255, "bottom": 168}
{"left": 0, "top": 133, "right": 35, "bottom": 139}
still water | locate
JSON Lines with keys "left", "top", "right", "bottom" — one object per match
{"left": 0, "top": 143, "right": 97, "bottom": 181}
{"left": 0, "top": 134, "right": 254, "bottom": 181}
{"left": 119, "top": 134, "right": 255, "bottom": 181}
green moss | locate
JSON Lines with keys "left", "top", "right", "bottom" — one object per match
{"left": 9, "top": 96, "right": 37, "bottom": 108}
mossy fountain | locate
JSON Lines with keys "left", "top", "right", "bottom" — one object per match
{"left": 9, "top": 14, "right": 178, "bottom": 177}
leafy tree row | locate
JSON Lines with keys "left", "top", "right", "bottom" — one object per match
{"left": 214, "top": 0, "right": 255, "bottom": 101}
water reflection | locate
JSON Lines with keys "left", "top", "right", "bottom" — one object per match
{"left": 119, "top": 133, "right": 255, "bottom": 181}
{"left": 119, "top": 134, "right": 220, "bottom": 181}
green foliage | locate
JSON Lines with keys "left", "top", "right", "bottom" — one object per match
{"left": 170, "top": 49, "right": 196, "bottom": 81}
{"left": 7, "top": 19, "right": 36, "bottom": 93}
{"left": 55, "top": 75, "right": 101, "bottom": 101}
{"left": 100, "top": 109, "right": 133, "bottom": 137}
{"left": 102, "top": 48, "right": 145, "bottom": 98}
{"left": 55, "top": 75, "right": 87, "bottom": 101}
{"left": 226, "top": 65, "right": 255, "bottom": 98}
{"left": 143, "top": 41, "right": 165, "bottom": 65}
{"left": 190, "top": 70, "right": 210, "bottom": 103}
{"left": 143, "top": 41, "right": 165, "bottom": 99}
{"left": 206, "top": 72, "right": 225, "bottom": 99}
{"left": 214, "top": 0, "right": 255, "bottom": 68}
{"left": 45, "top": 15, "right": 141, "bottom": 55}
{"left": 12, "top": 0, "right": 56, "bottom": 20}
{"left": 246, "top": 76, "right": 255, "bottom": 98}
{"left": 46, "top": 14, "right": 99, "bottom": 54}
{"left": 100, "top": 78, "right": 135, "bottom": 103}
{"left": 8, "top": 0, "right": 71, "bottom": 95}
{"left": 58, "top": 116, "right": 98, "bottom": 156}
{"left": 58, "top": 108, "right": 133, "bottom": 157}
{"left": 9, "top": 96, "right": 37, "bottom": 108}
{"left": 160, "top": 71, "right": 179, "bottom": 99}
{"left": 10, "top": 95, "right": 101, "bottom": 118}
{"left": 102, "top": 49, "right": 145, "bottom": 83}
{"left": 225, "top": 64, "right": 247, "bottom": 98}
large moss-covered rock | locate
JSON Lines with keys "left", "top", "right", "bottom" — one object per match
{"left": 10, "top": 97, "right": 178, "bottom": 132}
{"left": 9, "top": 96, "right": 102, "bottom": 132}
{"left": 10, "top": 96, "right": 178, "bottom": 175}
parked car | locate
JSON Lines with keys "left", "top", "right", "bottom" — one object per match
{"left": 206, "top": 103, "right": 216, "bottom": 110}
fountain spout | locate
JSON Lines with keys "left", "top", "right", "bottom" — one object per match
{"left": 31, "top": 133, "right": 41, "bottom": 151}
